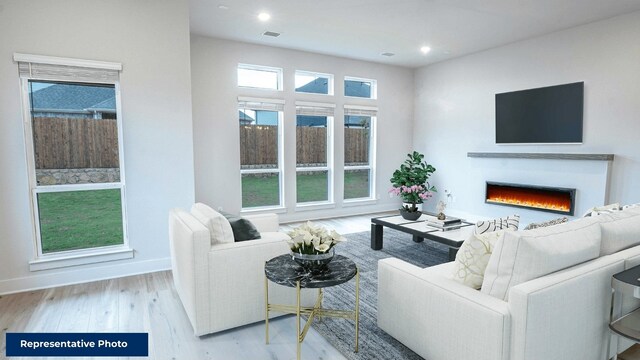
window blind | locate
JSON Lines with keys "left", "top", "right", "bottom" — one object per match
{"left": 295, "top": 101, "right": 335, "bottom": 117}
{"left": 238, "top": 97, "right": 285, "bottom": 112}
{"left": 15, "top": 54, "right": 121, "bottom": 83}
{"left": 344, "top": 104, "right": 378, "bottom": 117}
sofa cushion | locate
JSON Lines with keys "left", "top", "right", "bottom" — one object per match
{"left": 221, "top": 211, "right": 261, "bottom": 242}
{"left": 481, "top": 219, "right": 602, "bottom": 300}
{"left": 599, "top": 208, "right": 640, "bottom": 256}
{"left": 475, "top": 214, "right": 520, "bottom": 235}
{"left": 451, "top": 230, "right": 507, "bottom": 289}
{"left": 191, "top": 203, "right": 234, "bottom": 244}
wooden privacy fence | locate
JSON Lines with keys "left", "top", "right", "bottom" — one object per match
{"left": 33, "top": 117, "right": 119, "bottom": 169}
{"left": 240, "top": 125, "right": 369, "bottom": 166}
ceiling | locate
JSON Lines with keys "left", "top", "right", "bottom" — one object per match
{"left": 189, "top": 0, "right": 640, "bottom": 68}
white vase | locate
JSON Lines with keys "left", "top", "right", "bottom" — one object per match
{"left": 402, "top": 202, "right": 423, "bottom": 211}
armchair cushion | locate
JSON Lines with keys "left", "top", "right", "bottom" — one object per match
{"left": 191, "top": 203, "right": 234, "bottom": 244}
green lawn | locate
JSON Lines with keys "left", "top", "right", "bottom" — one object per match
{"left": 242, "top": 171, "right": 370, "bottom": 207}
{"left": 37, "top": 189, "right": 124, "bottom": 253}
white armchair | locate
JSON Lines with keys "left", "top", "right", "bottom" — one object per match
{"left": 169, "top": 207, "right": 314, "bottom": 336}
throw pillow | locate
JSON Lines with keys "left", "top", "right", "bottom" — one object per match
{"left": 481, "top": 220, "right": 602, "bottom": 300}
{"left": 523, "top": 217, "right": 569, "bottom": 230}
{"left": 582, "top": 203, "right": 620, "bottom": 217}
{"left": 599, "top": 209, "right": 640, "bottom": 255}
{"left": 451, "top": 230, "right": 507, "bottom": 289}
{"left": 190, "top": 203, "right": 235, "bottom": 244}
{"left": 475, "top": 214, "right": 520, "bottom": 235}
{"left": 623, "top": 203, "right": 640, "bottom": 210}
{"left": 220, "top": 211, "right": 261, "bottom": 241}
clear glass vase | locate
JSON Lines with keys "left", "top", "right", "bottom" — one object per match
{"left": 290, "top": 247, "right": 335, "bottom": 272}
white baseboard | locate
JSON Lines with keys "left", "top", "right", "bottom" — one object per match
{"left": 0, "top": 257, "right": 172, "bottom": 295}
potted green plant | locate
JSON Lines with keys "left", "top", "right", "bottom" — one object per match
{"left": 389, "top": 151, "right": 437, "bottom": 220}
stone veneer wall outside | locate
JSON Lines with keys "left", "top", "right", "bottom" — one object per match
{"left": 36, "top": 168, "right": 120, "bottom": 185}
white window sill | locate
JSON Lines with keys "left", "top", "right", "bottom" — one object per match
{"left": 241, "top": 206, "right": 287, "bottom": 215}
{"left": 295, "top": 202, "right": 336, "bottom": 212}
{"left": 342, "top": 198, "right": 378, "bottom": 207}
{"left": 29, "top": 247, "right": 134, "bottom": 271}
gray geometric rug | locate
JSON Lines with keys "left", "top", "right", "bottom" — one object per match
{"left": 310, "top": 229, "right": 449, "bottom": 360}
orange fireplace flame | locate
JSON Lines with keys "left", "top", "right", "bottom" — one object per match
{"left": 486, "top": 186, "right": 571, "bottom": 213}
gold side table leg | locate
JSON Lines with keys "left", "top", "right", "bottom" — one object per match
{"left": 355, "top": 268, "right": 360, "bottom": 353}
{"left": 296, "top": 280, "right": 301, "bottom": 360}
{"left": 265, "top": 272, "right": 269, "bottom": 344}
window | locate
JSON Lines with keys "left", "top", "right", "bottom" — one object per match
{"left": 15, "top": 54, "right": 130, "bottom": 269}
{"left": 344, "top": 105, "right": 377, "bottom": 200}
{"left": 296, "top": 102, "right": 335, "bottom": 204}
{"left": 295, "top": 70, "right": 333, "bottom": 95}
{"left": 344, "top": 76, "right": 377, "bottom": 99}
{"left": 238, "top": 64, "right": 283, "bottom": 91}
{"left": 238, "top": 97, "right": 284, "bottom": 209}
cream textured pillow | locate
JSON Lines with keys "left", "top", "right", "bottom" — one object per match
{"left": 475, "top": 214, "right": 520, "bottom": 234}
{"left": 190, "top": 203, "right": 235, "bottom": 244}
{"left": 481, "top": 220, "right": 602, "bottom": 300}
{"left": 583, "top": 203, "right": 620, "bottom": 217}
{"left": 599, "top": 209, "right": 640, "bottom": 255}
{"left": 451, "top": 230, "right": 507, "bottom": 289}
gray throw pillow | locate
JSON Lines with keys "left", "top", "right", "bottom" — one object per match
{"left": 220, "top": 211, "right": 261, "bottom": 241}
{"left": 524, "top": 217, "right": 569, "bottom": 230}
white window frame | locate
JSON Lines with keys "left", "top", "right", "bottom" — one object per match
{"left": 14, "top": 53, "right": 132, "bottom": 271}
{"left": 344, "top": 76, "right": 377, "bottom": 99}
{"left": 238, "top": 97, "right": 285, "bottom": 212}
{"left": 294, "top": 70, "right": 334, "bottom": 96}
{"left": 343, "top": 105, "right": 377, "bottom": 202}
{"left": 237, "top": 63, "right": 283, "bottom": 91}
{"left": 294, "top": 102, "right": 335, "bottom": 207}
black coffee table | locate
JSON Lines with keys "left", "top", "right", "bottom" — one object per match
{"left": 371, "top": 214, "right": 474, "bottom": 260}
{"left": 264, "top": 254, "right": 359, "bottom": 360}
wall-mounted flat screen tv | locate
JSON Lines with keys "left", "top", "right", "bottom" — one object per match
{"left": 495, "top": 82, "right": 584, "bottom": 144}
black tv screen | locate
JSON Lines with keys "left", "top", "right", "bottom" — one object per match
{"left": 495, "top": 82, "right": 584, "bottom": 144}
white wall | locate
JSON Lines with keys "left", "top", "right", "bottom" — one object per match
{"left": 413, "top": 12, "right": 640, "bottom": 225}
{"left": 191, "top": 36, "right": 414, "bottom": 222}
{"left": 0, "top": 0, "right": 195, "bottom": 294}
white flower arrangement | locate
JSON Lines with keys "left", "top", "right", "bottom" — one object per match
{"left": 287, "top": 221, "right": 346, "bottom": 255}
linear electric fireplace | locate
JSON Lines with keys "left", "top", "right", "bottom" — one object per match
{"left": 485, "top": 182, "right": 576, "bottom": 215}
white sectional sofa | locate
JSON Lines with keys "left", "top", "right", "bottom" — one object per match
{"left": 378, "top": 207, "right": 640, "bottom": 360}
{"left": 169, "top": 205, "right": 314, "bottom": 336}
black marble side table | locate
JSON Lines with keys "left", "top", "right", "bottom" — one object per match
{"left": 264, "top": 254, "right": 359, "bottom": 360}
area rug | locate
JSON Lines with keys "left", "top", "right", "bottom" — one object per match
{"left": 309, "top": 228, "right": 449, "bottom": 360}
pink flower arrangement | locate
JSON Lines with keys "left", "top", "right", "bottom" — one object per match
{"left": 389, "top": 184, "right": 434, "bottom": 204}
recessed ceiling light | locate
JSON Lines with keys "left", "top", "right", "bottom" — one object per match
{"left": 258, "top": 12, "right": 271, "bottom": 22}
{"left": 381, "top": 52, "right": 395, "bottom": 57}
{"left": 420, "top": 46, "right": 431, "bottom": 54}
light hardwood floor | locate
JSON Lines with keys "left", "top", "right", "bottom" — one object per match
{"left": 0, "top": 213, "right": 388, "bottom": 360}
{"left": 280, "top": 211, "right": 395, "bottom": 235}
